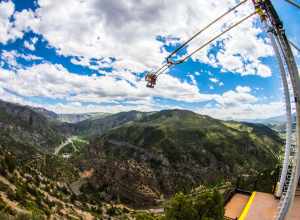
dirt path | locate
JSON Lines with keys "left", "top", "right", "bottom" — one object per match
{"left": 54, "top": 136, "right": 88, "bottom": 155}
{"left": 54, "top": 136, "right": 76, "bottom": 155}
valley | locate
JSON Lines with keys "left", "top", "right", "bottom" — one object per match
{"left": 0, "top": 99, "right": 284, "bottom": 219}
{"left": 54, "top": 136, "right": 88, "bottom": 156}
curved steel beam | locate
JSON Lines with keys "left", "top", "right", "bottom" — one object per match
{"left": 269, "top": 32, "right": 293, "bottom": 198}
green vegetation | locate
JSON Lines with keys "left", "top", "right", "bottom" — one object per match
{"left": 134, "top": 187, "right": 224, "bottom": 220}
{"left": 164, "top": 189, "right": 224, "bottom": 220}
{"left": 0, "top": 101, "right": 64, "bottom": 152}
{"left": 58, "top": 137, "right": 88, "bottom": 155}
{"left": 77, "top": 110, "right": 282, "bottom": 206}
{"left": 0, "top": 100, "right": 284, "bottom": 219}
{"left": 135, "top": 212, "right": 161, "bottom": 220}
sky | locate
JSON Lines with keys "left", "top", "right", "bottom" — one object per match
{"left": 0, "top": 0, "right": 299, "bottom": 120}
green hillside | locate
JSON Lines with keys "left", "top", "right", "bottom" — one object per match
{"left": 77, "top": 109, "right": 282, "bottom": 207}
{"left": 0, "top": 100, "right": 65, "bottom": 154}
{"left": 0, "top": 100, "right": 284, "bottom": 219}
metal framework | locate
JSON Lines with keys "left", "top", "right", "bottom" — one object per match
{"left": 145, "top": 1, "right": 300, "bottom": 219}
{"left": 269, "top": 31, "right": 293, "bottom": 199}
{"left": 255, "top": 1, "right": 300, "bottom": 219}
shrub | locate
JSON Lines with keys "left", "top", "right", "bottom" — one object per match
{"left": 4, "top": 155, "right": 16, "bottom": 173}
{"left": 15, "top": 213, "right": 31, "bottom": 220}
{"left": 135, "top": 213, "right": 159, "bottom": 220}
{"left": 15, "top": 185, "right": 28, "bottom": 204}
{"left": 0, "top": 212, "right": 10, "bottom": 219}
{"left": 164, "top": 189, "right": 224, "bottom": 220}
{"left": 107, "top": 206, "right": 122, "bottom": 216}
{"left": 164, "top": 193, "right": 196, "bottom": 220}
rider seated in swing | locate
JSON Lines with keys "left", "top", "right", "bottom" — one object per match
{"left": 145, "top": 73, "right": 157, "bottom": 88}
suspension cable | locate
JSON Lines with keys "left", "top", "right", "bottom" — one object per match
{"left": 289, "top": 40, "right": 300, "bottom": 53}
{"left": 179, "top": 12, "right": 257, "bottom": 63}
{"left": 151, "top": 0, "right": 249, "bottom": 76}
{"left": 153, "top": 63, "right": 169, "bottom": 75}
{"left": 155, "top": 11, "right": 257, "bottom": 77}
{"left": 166, "top": 0, "right": 249, "bottom": 62}
{"left": 285, "top": 0, "right": 300, "bottom": 10}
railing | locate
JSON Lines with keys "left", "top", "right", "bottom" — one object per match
{"left": 274, "top": 147, "right": 298, "bottom": 220}
{"left": 274, "top": 122, "right": 297, "bottom": 219}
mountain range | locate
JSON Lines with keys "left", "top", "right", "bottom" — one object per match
{"left": 0, "top": 99, "right": 284, "bottom": 219}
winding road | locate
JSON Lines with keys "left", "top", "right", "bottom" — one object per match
{"left": 54, "top": 136, "right": 87, "bottom": 155}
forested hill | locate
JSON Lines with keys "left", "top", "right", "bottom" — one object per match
{"left": 0, "top": 100, "right": 283, "bottom": 218}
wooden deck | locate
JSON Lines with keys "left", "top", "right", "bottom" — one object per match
{"left": 244, "top": 192, "right": 279, "bottom": 220}
{"left": 286, "top": 186, "right": 300, "bottom": 220}
{"left": 225, "top": 187, "right": 300, "bottom": 220}
{"left": 224, "top": 193, "right": 249, "bottom": 219}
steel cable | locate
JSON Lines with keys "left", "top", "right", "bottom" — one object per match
{"left": 152, "top": 0, "right": 250, "bottom": 76}
{"left": 166, "top": 0, "right": 249, "bottom": 61}
{"left": 289, "top": 40, "right": 300, "bottom": 53}
{"left": 156, "top": 11, "right": 257, "bottom": 77}
{"left": 285, "top": 0, "right": 300, "bottom": 10}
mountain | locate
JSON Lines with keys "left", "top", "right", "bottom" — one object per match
{"left": 33, "top": 107, "right": 110, "bottom": 124}
{"left": 0, "top": 100, "right": 284, "bottom": 218}
{"left": 56, "top": 112, "right": 110, "bottom": 124}
{"left": 31, "top": 107, "right": 58, "bottom": 121}
{"left": 0, "top": 100, "right": 65, "bottom": 154}
{"left": 73, "top": 110, "right": 151, "bottom": 137}
{"left": 76, "top": 109, "right": 282, "bottom": 207}
{"left": 246, "top": 113, "right": 296, "bottom": 126}
{"left": 0, "top": 100, "right": 134, "bottom": 219}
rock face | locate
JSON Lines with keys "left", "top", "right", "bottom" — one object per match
{"left": 0, "top": 100, "right": 65, "bottom": 154}
{"left": 78, "top": 110, "right": 283, "bottom": 207}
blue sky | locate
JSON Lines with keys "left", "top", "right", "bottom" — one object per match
{"left": 0, "top": 0, "right": 299, "bottom": 119}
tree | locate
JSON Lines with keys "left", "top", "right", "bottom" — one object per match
{"left": 193, "top": 190, "right": 224, "bottom": 220}
{"left": 164, "top": 189, "right": 224, "bottom": 220}
{"left": 4, "top": 154, "right": 16, "bottom": 173}
{"left": 164, "top": 193, "right": 197, "bottom": 220}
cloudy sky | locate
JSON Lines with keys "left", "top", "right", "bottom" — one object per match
{"left": 0, "top": 0, "right": 299, "bottom": 120}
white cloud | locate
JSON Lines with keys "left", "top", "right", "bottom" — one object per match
{"left": 209, "top": 77, "right": 225, "bottom": 87}
{"left": 24, "top": 41, "right": 35, "bottom": 51}
{"left": 216, "top": 86, "right": 257, "bottom": 107}
{"left": 0, "top": 0, "right": 272, "bottom": 77}
{"left": 0, "top": 0, "right": 18, "bottom": 43}
{"left": 0, "top": 1, "right": 39, "bottom": 44}
{"left": 1, "top": 50, "right": 43, "bottom": 70}
{"left": 1, "top": 50, "right": 18, "bottom": 68}
{"left": 0, "top": 60, "right": 285, "bottom": 119}
{"left": 209, "top": 77, "right": 219, "bottom": 84}
{"left": 0, "top": 61, "right": 260, "bottom": 109}
{"left": 24, "top": 37, "right": 38, "bottom": 51}
{"left": 197, "top": 101, "right": 284, "bottom": 120}
{"left": 0, "top": 0, "right": 287, "bottom": 120}
{"left": 236, "top": 86, "right": 251, "bottom": 93}
{"left": 0, "top": 63, "right": 215, "bottom": 104}
{"left": 188, "top": 74, "right": 197, "bottom": 85}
